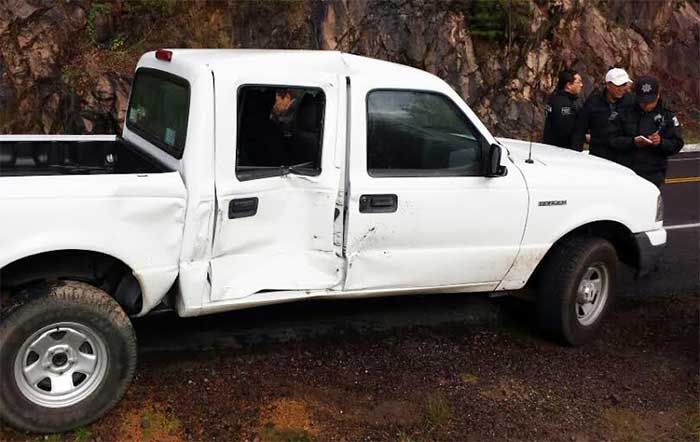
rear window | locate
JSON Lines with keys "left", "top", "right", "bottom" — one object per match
{"left": 126, "top": 68, "right": 190, "bottom": 159}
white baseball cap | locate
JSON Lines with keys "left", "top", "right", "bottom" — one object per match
{"left": 605, "top": 68, "right": 632, "bottom": 86}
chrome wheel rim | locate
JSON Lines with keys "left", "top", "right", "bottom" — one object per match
{"left": 575, "top": 263, "right": 609, "bottom": 326}
{"left": 14, "top": 322, "right": 108, "bottom": 408}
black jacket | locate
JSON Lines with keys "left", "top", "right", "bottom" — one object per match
{"left": 609, "top": 100, "right": 684, "bottom": 186}
{"left": 572, "top": 90, "right": 636, "bottom": 161}
{"left": 542, "top": 90, "right": 580, "bottom": 150}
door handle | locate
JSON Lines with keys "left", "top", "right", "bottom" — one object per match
{"left": 229, "top": 197, "right": 258, "bottom": 219}
{"left": 359, "top": 194, "right": 398, "bottom": 213}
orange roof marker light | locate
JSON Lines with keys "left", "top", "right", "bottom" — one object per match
{"left": 155, "top": 49, "right": 172, "bottom": 62}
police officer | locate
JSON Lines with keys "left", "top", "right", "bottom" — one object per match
{"left": 572, "top": 68, "right": 635, "bottom": 159}
{"left": 542, "top": 69, "right": 583, "bottom": 149}
{"left": 609, "top": 76, "right": 684, "bottom": 188}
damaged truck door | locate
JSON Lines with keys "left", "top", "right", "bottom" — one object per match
{"left": 209, "top": 72, "right": 344, "bottom": 301}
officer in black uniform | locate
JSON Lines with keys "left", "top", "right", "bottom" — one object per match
{"left": 609, "top": 76, "right": 684, "bottom": 188}
{"left": 542, "top": 69, "right": 583, "bottom": 149}
{"left": 572, "top": 68, "right": 635, "bottom": 160}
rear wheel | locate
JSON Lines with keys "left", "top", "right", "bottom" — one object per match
{"left": 536, "top": 236, "right": 617, "bottom": 346}
{"left": 0, "top": 281, "right": 137, "bottom": 433}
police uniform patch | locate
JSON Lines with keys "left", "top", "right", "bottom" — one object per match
{"left": 561, "top": 106, "right": 571, "bottom": 116}
{"left": 672, "top": 116, "right": 680, "bottom": 127}
{"left": 654, "top": 114, "right": 665, "bottom": 126}
{"left": 545, "top": 104, "right": 552, "bottom": 114}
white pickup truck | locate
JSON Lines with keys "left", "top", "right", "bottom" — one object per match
{"left": 0, "top": 50, "right": 665, "bottom": 433}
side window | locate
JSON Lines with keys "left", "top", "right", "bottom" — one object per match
{"left": 367, "top": 90, "right": 484, "bottom": 177}
{"left": 236, "top": 85, "right": 325, "bottom": 181}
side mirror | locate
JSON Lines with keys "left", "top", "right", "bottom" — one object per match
{"left": 486, "top": 144, "right": 507, "bottom": 177}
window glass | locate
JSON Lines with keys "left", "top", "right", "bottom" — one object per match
{"left": 367, "top": 90, "right": 483, "bottom": 177}
{"left": 126, "top": 69, "right": 189, "bottom": 159}
{"left": 236, "top": 86, "right": 325, "bottom": 181}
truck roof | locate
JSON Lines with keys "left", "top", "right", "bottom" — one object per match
{"left": 141, "top": 49, "right": 442, "bottom": 86}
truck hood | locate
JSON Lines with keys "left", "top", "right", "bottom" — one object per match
{"left": 496, "top": 137, "right": 634, "bottom": 176}
{"left": 495, "top": 138, "right": 660, "bottom": 237}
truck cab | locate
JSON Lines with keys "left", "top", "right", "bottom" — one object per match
{"left": 129, "top": 50, "right": 530, "bottom": 317}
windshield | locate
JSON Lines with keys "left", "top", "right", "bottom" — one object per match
{"left": 126, "top": 68, "right": 190, "bottom": 159}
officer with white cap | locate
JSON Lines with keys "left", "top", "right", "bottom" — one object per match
{"left": 609, "top": 75, "right": 684, "bottom": 187}
{"left": 572, "top": 67, "right": 636, "bottom": 160}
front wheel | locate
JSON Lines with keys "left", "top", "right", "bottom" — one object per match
{"left": 0, "top": 281, "right": 137, "bottom": 433}
{"left": 536, "top": 237, "right": 618, "bottom": 346}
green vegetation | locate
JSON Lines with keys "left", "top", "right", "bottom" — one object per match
{"left": 231, "top": 0, "right": 305, "bottom": 17}
{"left": 601, "top": 408, "right": 648, "bottom": 442}
{"left": 685, "top": 411, "right": 700, "bottom": 439}
{"left": 73, "top": 426, "right": 92, "bottom": 442}
{"left": 258, "top": 423, "right": 315, "bottom": 442}
{"left": 459, "top": 373, "right": 479, "bottom": 384}
{"left": 141, "top": 410, "right": 181, "bottom": 441}
{"left": 124, "top": 0, "right": 181, "bottom": 16}
{"left": 397, "top": 431, "right": 421, "bottom": 442}
{"left": 61, "top": 66, "right": 81, "bottom": 84}
{"left": 86, "top": 2, "right": 111, "bottom": 43}
{"left": 110, "top": 35, "right": 126, "bottom": 51}
{"left": 452, "top": 0, "right": 532, "bottom": 42}
{"left": 423, "top": 394, "right": 452, "bottom": 430}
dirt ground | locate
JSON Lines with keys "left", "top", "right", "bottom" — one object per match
{"left": 1, "top": 294, "right": 698, "bottom": 442}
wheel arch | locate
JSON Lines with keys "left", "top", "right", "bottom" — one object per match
{"left": 1, "top": 249, "right": 143, "bottom": 315}
{"left": 526, "top": 220, "right": 638, "bottom": 289}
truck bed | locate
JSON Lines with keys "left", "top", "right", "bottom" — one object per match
{"left": 0, "top": 135, "right": 171, "bottom": 176}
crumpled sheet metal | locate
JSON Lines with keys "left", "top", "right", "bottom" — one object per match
{"left": 209, "top": 174, "right": 343, "bottom": 303}
{"left": 0, "top": 172, "right": 186, "bottom": 314}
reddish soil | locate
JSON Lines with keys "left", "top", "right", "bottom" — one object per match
{"left": 2, "top": 294, "right": 698, "bottom": 442}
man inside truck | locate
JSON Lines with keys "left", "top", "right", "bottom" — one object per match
{"left": 237, "top": 86, "right": 324, "bottom": 177}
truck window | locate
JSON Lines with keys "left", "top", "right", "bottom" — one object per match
{"left": 236, "top": 85, "right": 325, "bottom": 181}
{"left": 126, "top": 68, "right": 190, "bottom": 159}
{"left": 367, "top": 90, "right": 483, "bottom": 177}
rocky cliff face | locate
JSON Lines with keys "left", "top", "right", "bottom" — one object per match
{"left": 1, "top": 0, "right": 698, "bottom": 138}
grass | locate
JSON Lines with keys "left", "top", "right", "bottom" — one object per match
{"left": 423, "top": 394, "right": 452, "bottom": 430}
{"left": 141, "top": 410, "right": 181, "bottom": 441}
{"left": 685, "top": 410, "right": 700, "bottom": 439}
{"left": 258, "top": 423, "right": 315, "bottom": 442}
{"left": 73, "top": 426, "right": 91, "bottom": 442}
{"left": 397, "top": 431, "right": 421, "bottom": 442}
{"left": 459, "top": 373, "right": 479, "bottom": 385}
{"left": 601, "top": 408, "right": 648, "bottom": 442}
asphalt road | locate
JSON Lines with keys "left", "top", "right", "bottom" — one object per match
{"left": 614, "top": 150, "right": 699, "bottom": 298}
{"left": 136, "top": 153, "right": 700, "bottom": 351}
{"left": 663, "top": 151, "right": 700, "bottom": 226}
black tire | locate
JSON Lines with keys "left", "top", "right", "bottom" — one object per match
{"left": 0, "top": 281, "right": 137, "bottom": 433}
{"left": 536, "top": 236, "right": 618, "bottom": 346}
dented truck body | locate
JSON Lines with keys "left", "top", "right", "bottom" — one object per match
{"left": 0, "top": 50, "right": 671, "bottom": 433}
{"left": 1, "top": 49, "right": 666, "bottom": 318}
{"left": 0, "top": 135, "right": 186, "bottom": 313}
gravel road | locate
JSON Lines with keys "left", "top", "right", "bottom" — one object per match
{"left": 2, "top": 292, "right": 697, "bottom": 442}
